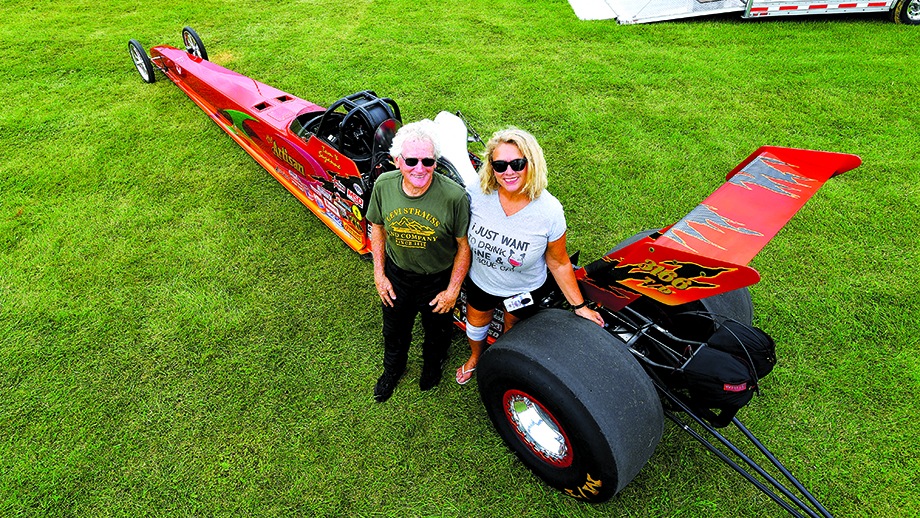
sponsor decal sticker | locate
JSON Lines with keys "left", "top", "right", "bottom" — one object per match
{"left": 266, "top": 135, "right": 305, "bottom": 175}
{"left": 346, "top": 188, "right": 364, "bottom": 208}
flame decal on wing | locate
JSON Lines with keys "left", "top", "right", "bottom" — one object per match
{"left": 657, "top": 152, "right": 827, "bottom": 259}
{"left": 729, "top": 155, "right": 816, "bottom": 199}
{"left": 617, "top": 259, "right": 735, "bottom": 292}
{"left": 662, "top": 204, "right": 762, "bottom": 252}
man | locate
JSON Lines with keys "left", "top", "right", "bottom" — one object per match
{"left": 365, "top": 120, "right": 471, "bottom": 403}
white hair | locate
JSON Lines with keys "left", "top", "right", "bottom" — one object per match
{"left": 389, "top": 119, "right": 442, "bottom": 160}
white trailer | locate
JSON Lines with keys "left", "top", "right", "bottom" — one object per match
{"left": 569, "top": 0, "right": 919, "bottom": 24}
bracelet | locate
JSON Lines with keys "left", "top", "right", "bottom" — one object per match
{"left": 571, "top": 301, "right": 589, "bottom": 310}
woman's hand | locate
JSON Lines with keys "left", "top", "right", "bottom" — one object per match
{"left": 575, "top": 305, "right": 605, "bottom": 327}
{"left": 429, "top": 289, "right": 459, "bottom": 314}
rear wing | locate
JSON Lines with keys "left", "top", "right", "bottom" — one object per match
{"left": 578, "top": 147, "right": 860, "bottom": 309}
{"left": 659, "top": 146, "right": 860, "bottom": 266}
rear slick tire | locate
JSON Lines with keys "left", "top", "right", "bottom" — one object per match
{"left": 478, "top": 309, "right": 663, "bottom": 502}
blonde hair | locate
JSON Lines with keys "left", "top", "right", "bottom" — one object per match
{"left": 478, "top": 127, "right": 548, "bottom": 200}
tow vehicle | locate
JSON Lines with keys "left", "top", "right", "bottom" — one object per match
{"left": 569, "top": 0, "right": 919, "bottom": 25}
{"left": 128, "top": 28, "right": 860, "bottom": 516}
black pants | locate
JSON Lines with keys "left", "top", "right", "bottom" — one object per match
{"left": 381, "top": 257, "right": 453, "bottom": 375}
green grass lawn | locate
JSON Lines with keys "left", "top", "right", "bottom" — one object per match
{"left": 2, "top": 0, "right": 918, "bottom": 516}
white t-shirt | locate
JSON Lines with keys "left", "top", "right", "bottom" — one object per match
{"left": 467, "top": 186, "right": 566, "bottom": 297}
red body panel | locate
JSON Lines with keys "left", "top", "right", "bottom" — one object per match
{"left": 578, "top": 147, "right": 859, "bottom": 309}
{"left": 579, "top": 234, "right": 761, "bottom": 309}
{"left": 150, "top": 45, "right": 373, "bottom": 253}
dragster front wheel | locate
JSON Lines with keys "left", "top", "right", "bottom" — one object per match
{"left": 478, "top": 308, "right": 663, "bottom": 502}
{"left": 128, "top": 40, "right": 156, "bottom": 83}
{"left": 182, "top": 26, "right": 209, "bottom": 60}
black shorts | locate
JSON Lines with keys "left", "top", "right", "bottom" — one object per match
{"left": 465, "top": 277, "right": 553, "bottom": 320}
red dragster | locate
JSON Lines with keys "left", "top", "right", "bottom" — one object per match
{"left": 129, "top": 28, "right": 859, "bottom": 517}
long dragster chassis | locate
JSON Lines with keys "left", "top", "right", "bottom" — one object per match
{"left": 129, "top": 28, "right": 861, "bottom": 516}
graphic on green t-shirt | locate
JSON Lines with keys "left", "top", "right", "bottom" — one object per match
{"left": 391, "top": 217, "right": 436, "bottom": 248}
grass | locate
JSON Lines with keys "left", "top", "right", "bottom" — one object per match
{"left": 2, "top": 0, "right": 919, "bottom": 516}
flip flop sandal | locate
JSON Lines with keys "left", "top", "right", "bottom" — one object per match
{"left": 456, "top": 365, "right": 476, "bottom": 385}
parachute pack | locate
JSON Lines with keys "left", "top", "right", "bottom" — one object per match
{"left": 678, "top": 320, "right": 777, "bottom": 427}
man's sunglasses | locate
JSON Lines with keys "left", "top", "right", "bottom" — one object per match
{"left": 402, "top": 156, "right": 437, "bottom": 167}
{"left": 490, "top": 158, "right": 528, "bottom": 173}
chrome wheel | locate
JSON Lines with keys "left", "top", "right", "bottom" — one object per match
{"left": 504, "top": 390, "right": 573, "bottom": 467}
{"left": 128, "top": 40, "right": 155, "bottom": 83}
{"left": 181, "top": 26, "right": 208, "bottom": 60}
{"left": 908, "top": 0, "right": 920, "bottom": 22}
{"left": 130, "top": 47, "right": 147, "bottom": 79}
{"left": 893, "top": 0, "right": 920, "bottom": 24}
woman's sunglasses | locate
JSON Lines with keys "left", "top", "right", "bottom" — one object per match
{"left": 490, "top": 158, "right": 528, "bottom": 173}
{"left": 402, "top": 156, "right": 437, "bottom": 167}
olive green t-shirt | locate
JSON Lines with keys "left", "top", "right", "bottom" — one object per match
{"left": 366, "top": 171, "right": 470, "bottom": 275}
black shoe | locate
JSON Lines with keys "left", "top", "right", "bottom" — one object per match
{"left": 374, "top": 371, "right": 401, "bottom": 403}
{"left": 419, "top": 358, "right": 446, "bottom": 391}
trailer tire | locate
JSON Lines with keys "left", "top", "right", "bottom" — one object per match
{"left": 182, "top": 26, "right": 209, "bottom": 60}
{"left": 609, "top": 230, "right": 753, "bottom": 340}
{"left": 478, "top": 308, "right": 663, "bottom": 502}
{"left": 892, "top": 0, "right": 920, "bottom": 24}
{"left": 128, "top": 40, "right": 156, "bottom": 83}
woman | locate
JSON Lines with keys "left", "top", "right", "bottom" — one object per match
{"left": 456, "top": 128, "right": 604, "bottom": 385}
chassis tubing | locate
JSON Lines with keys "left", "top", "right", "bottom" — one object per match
{"left": 658, "top": 384, "right": 832, "bottom": 518}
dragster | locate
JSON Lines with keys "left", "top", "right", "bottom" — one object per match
{"left": 129, "top": 28, "right": 860, "bottom": 516}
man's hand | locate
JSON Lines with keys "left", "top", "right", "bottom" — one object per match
{"left": 370, "top": 223, "right": 395, "bottom": 307}
{"left": 375, "top": 273, "right": 396, "bottom": 307}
